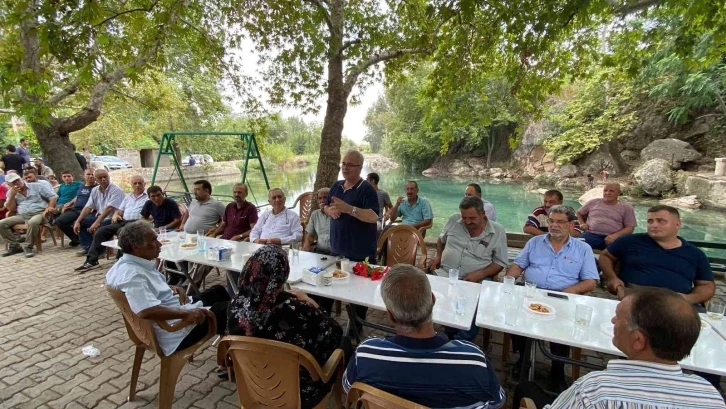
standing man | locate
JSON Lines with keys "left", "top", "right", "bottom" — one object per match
{"left": 366, "top": 172, "right": 392, "bottom": 230}
{"left": 75, "top": 175, "right": 148, "bottom": 272}
{"left": 303, "top": 188, "right": 332, "bottom": 253}
{"left": 387, "top": 181, "right": 433, "bottom": 232}
{"left": 523, "top": 189, "right": 581, "bottom": 236}
{"left": 464, "top": 183, "right": 497, "bottom": 221}
{"left": 506, "top": 205, "right": 599, "bottom": 391}
{"left": 429, "top": 196, "right": 508, "bottom": 340}
{"left": 209, "top": 183, "right": 258, "bottom": 241}
{"left": 17, "top": 138, "right": 31, "bottom": 165}
{"left": 0, "top": 145, "right": 25, "bottom": 176}
{"left": 0, "top": 173, "right": 58, "bottom": 257}
{"left": 576, "top": 183, "right": 636, "bottom": 250}
{"left": 323, "top": 150, "right": 379, "bottom": 320}
{"left": 72, "top": 169, "right": 124, "bottom": 256}
{"left": 55, "top": 169, "right": 97, "bottom": 246}
{"left": 140, "top": 186, "right": 182, "bottom": 231}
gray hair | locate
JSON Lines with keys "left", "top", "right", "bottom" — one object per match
{"left": 316, "top": 187, "right": 330, "bottom": 196}
{"left": 548, "top": 205, "right": 577, "bottom": 222}
{"left": 117, "top": 221, "right": 155, "bottom": 254}
{"left": 344, "top": 150, "right": 364, "bottom": 165}
{"left": 459, "top": 196, "right": 484, "bottom": 214}
{"left": 380, "top": 264, "right": 434, "bottom": 332}
{"left": 268, "top": 187, "right": 285, "bottom": 198}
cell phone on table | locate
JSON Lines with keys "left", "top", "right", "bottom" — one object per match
{"left": 546, "top": 292, "right": 569, "bottom": 300}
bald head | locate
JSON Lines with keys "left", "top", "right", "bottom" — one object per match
{"left": 602, "top": 183, "right": 621, "bottom": 204}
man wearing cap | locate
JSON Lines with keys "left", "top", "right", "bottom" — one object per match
{"left": 0, "top": 173, "right": 58, "bottom": 257}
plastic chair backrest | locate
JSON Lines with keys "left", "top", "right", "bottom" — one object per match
{"left": 220, "top": 336, "right": 324, "bottom": 409}
{"left": 293, "top": 192, "right": 314, "bottom": 224}
{"left": 346, "top": 382, "right": 427, "bottom": 409}
{"left": 105, "top": 286, "right": 163, "bottom": 356}
{"left": 376, "top": 225, "right": 427, "bottom": 268}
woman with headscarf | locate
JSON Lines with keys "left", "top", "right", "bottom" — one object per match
{"left": 227, "top": 245, "right": 344, "bottom": 409}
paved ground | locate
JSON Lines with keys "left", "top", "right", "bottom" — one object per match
{"left": 1, "top": 243, "right": 724, "bottom": 409}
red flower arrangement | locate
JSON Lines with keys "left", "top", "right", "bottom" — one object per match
{"left": 352, "top": 258, "right": 389, "bottom": 281}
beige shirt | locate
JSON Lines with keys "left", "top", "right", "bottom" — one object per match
{"left": 436, "top": 214, "right": 508, "bottom": 278}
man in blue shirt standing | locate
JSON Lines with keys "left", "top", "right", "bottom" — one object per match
{"left": 321, "top": 150, "right": 379, "bottom": 325}
{"left": 387, "top": 180, "right": 433, "bottom": 233}
{"left": 506, "top": 205, "right": 599, "bottom": 391}
{"left": 344, "top": 264, "right": 506, "bottom": 409}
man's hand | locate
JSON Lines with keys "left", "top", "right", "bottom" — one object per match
{"left": 43, "top": 206, "right": 56, "bottom": 216}
{"left": 428, "top": 256, "right": 441, "bottom": 272}
{"left": 606, "top": 277, "right": 625, "bottom": 297}
{"left": 288, "top": 289, "right": 320, "bottom": 309}
{"left": 580, "top": 223, "right": 589, "bottom": 231}
{"left": 205, "top": 231, "right": 216, "bottom": 237}
{"left": 111, "top": 213, "right": 122, "bottom": 223}
{"left": 171, "top": 286, "right": 188, "bottom": 305}
{"left": 604, "top": 234, "right": 618, "bottom": 245}
{"left": 253, "top": 239, "right": 268, "bottom": 244}
{"left": 462, "top": 273, "right": 482, "bottom": 283}
{"left": 182, "top": 309, "right": 207, "bottom": 324}
{"left": 329, "top": 197, "right": 351, "bottom": 218}
{"left": 89, "top": 221, "right": 102, "bottom": 233}
{"left": 73, "top": 221, "right": 81, "bottom": 235}
{"left": 396, "top": 196, "right": 404, "bottom": 206}
{"left": 231, "top": 234, "right": 244, "bottom": 241}
{"left": 8, "top": 186, "right": 20, "bottom": 197}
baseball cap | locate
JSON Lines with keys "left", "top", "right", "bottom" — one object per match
{"left": 5, "top": 173, "right": 21, "bottom": 183}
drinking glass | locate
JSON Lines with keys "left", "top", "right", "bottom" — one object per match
{"left": 707, "top": 299, "right": 726, "bottom": 320}
{"left": 524, "top": 281, "right": 537, "bottom": 298}
{"left": 340, "top": 258, "right": 351, "bottom": 272}
{"left": 455, "top": 293, "right": 467, "bottom": 315}
{"left": 502, "top": 276, "right": 515, "bottom": 294}
{"left": 504, "top": 297, "right": 520, "bottom": 326}
{"left": 179, "top": 231, "right": 186, "bottom": 242}
{"left": 291, "top": 242, "right": 300, "bottom": 260}
{"left": 196, "top": 230, "right": 206, "bottom": 253}
{"left": 159, "top": 227, "right": 167, "bottom": 241}
{"left": 575, "top": 304, "right": 594, "bottom": 327}
{"left": 449, "top": 268, "right": 460, "bottom": 286}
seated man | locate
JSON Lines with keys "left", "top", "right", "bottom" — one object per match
{"left": 387, "top": 181, "right": 433, "bottom": 231}
{"left": 72, "top": 169, "right": 124, "bottom": 255}
{"left": 250, "top": 188, "right": 302, "bottom": 245}
{"left": 23, "top": 168, "right": 52, "bottom": 189}
{"left": 523, "top": 189, "right": 580, "bottom": 236}
{"left": 514, "top": 288, "right": 726, "bottom": 408}
{"left": 208, "top": 183, "right": 257, "bottom": 241}
{"left": 576, "top": 183, "right": 636, "bottom": 250}
{"left": 33, "top": 158, "right": 53, "bottom": 178}
{"left": 47, "top": 171, "right": 81, "bottom": 222}
{"left": 140, "top": 185, "right": 182, "bottom": 231}
{"left": 429, "top": 196, "right": 508, "bottom": 341}
{"left": 75, "top": 175, "right": 148, "bottom": 272}
{"left": 366, "top": 172, "right": 392, "bottom": 230}
{"left": 0, "top": 173, "right": 58, "bottom": 257}
{"left": 506, "top": 205, "right": 599, "bottom": 391}
{"left": 464, "top": 183, "right": 497, "bottom": 221}
{"left": 55, "top": 169, "right": 97, "bottom": 246}
{"left": 106, "top": 220, "right": 230, "bottom": 357}
{"left": 344, "top": 264, "right": 506, "bottom": 408}
{"left": 303, "top": 188, "right": 331, "bottom": 253}
{"left": 601, "top": 204, "right": 715, "bottom": 304}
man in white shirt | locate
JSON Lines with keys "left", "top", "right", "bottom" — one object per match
{"left": 72, "top": 169, "right": 124, "bottom": 255}
{"left": 464, "top": 183, "right": 497, "bottom": 221}
{"left": 513, "top": 288, "right": 726, "bottom": 408}
{"left": 106, "top": 221, "right": 229, "bottom": 357}
{"left": 76, "top": 175, "right": 148, "bottom": 272}
{"left": 250, "top": 188, "right": 303, "bottom": 245}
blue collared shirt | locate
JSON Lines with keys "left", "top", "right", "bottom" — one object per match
{"left": 514, "top": 235, "right": 599, "bottom": 291}
{"left": 396, "top": 196, "right": 433, "bottom": 225}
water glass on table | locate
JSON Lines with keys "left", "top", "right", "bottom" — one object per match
{"left": 291, "top": 242, "right": 300, "bottom": 260}
{"left": 524, "top": 281, "right": 537, "bottom": 298}
{"left": 575, "top": 304, "right": 594, "bottom": 327}
{"left": 502, "top": 276, "right": 515, "bottom": 294}
{"left": 159, "top": 227, "right": 167, "bottom": 241}
{"left": 504, "top": 296, "right": 521, "bottom": 326}
{"left": 449, "top": 268, "right": 460, "bottom": 286}
{"left": 707, "top": 299, "right": 726, "bottom": 320}
{"left": 454, "top": 291, "right": 467, "bottom": 315}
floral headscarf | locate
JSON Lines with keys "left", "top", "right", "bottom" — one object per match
{"left": 228, "top": 245, "right": 290, "bottom": 336}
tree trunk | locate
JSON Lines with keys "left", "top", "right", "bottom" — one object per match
{"left": 31, "top": 122, "right": 83, "bottom": 178}
{"left": 313, "top": 69, "right": 348, "bottom": 193}
{"left": 606, "top": 138, "right": 629, "bottom": 175}
{"left": 486, "top": 130, "right": 494, "bottom": 169}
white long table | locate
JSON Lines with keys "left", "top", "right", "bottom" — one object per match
{"left": 475, "top": 281, "right": 726, "bottom": 376}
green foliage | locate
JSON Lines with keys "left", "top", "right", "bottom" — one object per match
{"left": 544, "top": 70, "right": 640, "bottom": 164}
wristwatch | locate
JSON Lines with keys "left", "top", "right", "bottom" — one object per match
{"left": 351, "top": 206, "right": 357, "bottom": 217}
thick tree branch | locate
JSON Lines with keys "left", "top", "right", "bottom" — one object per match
{"left": 339, "top": 38, "right": 361, "bottom": 56}
{"left": 608, "top": 0, "right": 664, "bottom": 15}
{"left": 47, "top": 78, "right": 80, "bottom": 106}
{"left": 302, "top": 0, "right": 333, "bottom": 31}
{"left": 92, "top": 0, "right": 161, "bottom": 28}
{"left": 343, "top": 47, "right": 433, "bottom": 94}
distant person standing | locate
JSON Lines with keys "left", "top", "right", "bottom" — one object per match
{"left": 16, "top": 138, "right": 31, "bottom": 165}
{"left": 600, "top": 169, "right": 609, "bottom": 182}
{"left": 188, "top": 155, "right": 196, "bottom": 167}
{"left": 366, "top": 172, "right": 392, "bottom": 229}
{"left": 0, "top": 145, "right": 25, "bottom": 176}
{"left": 586, "top": 174, "right": 595, "bottom": 188}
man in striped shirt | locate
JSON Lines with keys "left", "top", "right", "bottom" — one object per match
{"left": 343, "top": 264, "right": 505, "bottom": 408}
{"left": 514, "top": 288, "right": 725, "bottom": 408}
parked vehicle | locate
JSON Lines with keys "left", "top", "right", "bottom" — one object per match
{"left": 91, "top": 155, "right": 133, "bottom": 170}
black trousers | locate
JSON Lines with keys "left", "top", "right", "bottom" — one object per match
{"left": 87, "top": 221, "right": 130, "bottom": 263}
{"left": 55, "top": 209, "right": 81, "bottom": 243}
{"left": 513, "top": 381, "right": 555, "bottom": 409}
{"left": 174, "top": 285, "right": 230, "bottom": 352}
{"left": 512, "top": 335, "right": 570, "bottom": 380}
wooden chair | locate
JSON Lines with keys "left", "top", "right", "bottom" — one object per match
{"left": 519, "top": 398, "right": 537, "bottom": 409}
{"left": 105, "top": 286, "right": 217, "bottom": 409}
{"left": 217, "top": 335, "right": 344, "bottom": 409}
{"left": 376, "top": 224, "right": 427, "bottom": 270}
{"left": 9, "top": 221, "right": 56, "bottom": 252}
{"left": 345, "top": 382, "right": 426, "bottom": 409}
{"left": 290, "top": 192, "right": 314, "bottom": 229}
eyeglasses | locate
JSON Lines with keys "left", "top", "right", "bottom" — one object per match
{"left": 546, "top": 218, "right": 571, "bottom": 226}
{"left": 340, "top": 162, "right": 362, "bottom": 168}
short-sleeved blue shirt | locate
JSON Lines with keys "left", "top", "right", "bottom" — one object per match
{"left": 327, "top": 179, "right": 379, "bottom": 262}
{"left": 606, "top": 233, "right": 713, "bottom": 294}
{"left": 396, "top": 196, "right": 433, "bottom": 225}
{"left": 141, "top": 198, "right": 182, "bottom": 228}
{"left": 514, "top": 235, "right": 599, "bottom": 291}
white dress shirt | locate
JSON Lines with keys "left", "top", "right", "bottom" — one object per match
{"left": 249, "top": 208, "right": 303, "bottom": 244}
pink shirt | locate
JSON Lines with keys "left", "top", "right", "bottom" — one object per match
{"left": 578, "top": 198, "right": 637, "bottom": 236}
